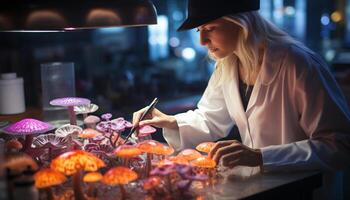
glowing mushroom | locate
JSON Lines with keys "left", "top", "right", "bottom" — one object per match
{"left": 137, "top": 140, "right": 164, "bottom": 176}
{"left": 102, "top": 166, "right": 138, "bottom": 199}
{"left": 191, "top": 156, "right": 216, "bottom": 182}
{"left": 55, "top": 124, "right": 82, "bottom": 138}
{"left": 191, "top": 156, "right": 216, "bottom": 169}
{"left": 6, "top": 139, "right": 23, "bottom": 152}
{"left": 32, "top": 133, "right": 69, "bottom": 161}
{"left": 74, "top": 103, "right": 99, "bottom": 119}
{"left": 78, "top": 128, "right": 101, "bottom": 146}
{"left": 50, "top": 97, "right": 91, "bottom": 125}
{"left": 196, "top": 142, "right": 216, "bottom": 154}
{"left": 113, "top": 144, "right": 142, "bottom": 166}
{"left": 136, "top": 125, "right": 156, "bottom": 141}
{"left": 4, "top": 153, "right": 39, "bottom": 177}
{"left": 158, "top": 156, "right": 189, "bottom": 167}
{"left": 83, "top": 172, "right": 102, "bottom": 198}
{"left": 143, "top": 176, "right": 162, "bottom": 196}
{"left": 178, "top": 149, "right": 202, "bottom": 161}
{"left": 3, "top": 118, "right": 53, "bottom": 151}
{"left": 50, "top": 150, "right": 106, "bottom": 200}
{"left": 83, "top": 115, "right": 100, "bottom": 129}
{"left": 34, "top": 168, "right": 67, "bottom": 200}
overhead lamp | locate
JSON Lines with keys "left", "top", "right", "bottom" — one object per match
{"left": 0, "top": 0, "right": 157, "bottom": 32}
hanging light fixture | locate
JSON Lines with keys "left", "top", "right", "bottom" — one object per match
{"left": 0, "top": 0, "right": 157, "bottom": 32}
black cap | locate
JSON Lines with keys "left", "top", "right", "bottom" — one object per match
{"left": 177, "top": 0, "right": 260, "bottom": 31}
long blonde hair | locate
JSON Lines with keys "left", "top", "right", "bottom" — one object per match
{"left": 210, "top": 11, "right": 308, "bottom": 86}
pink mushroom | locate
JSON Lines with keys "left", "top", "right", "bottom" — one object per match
{"left": 137, "top": 125, "right": 157, "bottom": 142}
{"left": 50, "top": 97, "right": 90, "bottom": 125}
{"left": 3, "top": 118, "right": 53, "bottom": 151}
{"left": 83, "top": 115, "right": 100, "bottom": 129}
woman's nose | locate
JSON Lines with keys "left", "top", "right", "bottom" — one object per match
{"left": 200, "top": 31, "right": 209, "bottom": 46}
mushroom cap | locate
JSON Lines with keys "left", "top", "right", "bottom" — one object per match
{"left": 32, "top": 133, "right": 69, "bottom": 148}
{"left": 78, "top": 128, "right": 101, "bottom": 139}
{"left": 55, "top": 124, "right": 82, "bottom": 137}
{"left": 50, "top": 97, "right": 91, "bottom": 107}
{"left": 74, "top": 103, "right": 99, "bottom": 115}
{"left": 83, "top": 115, "right": 101, "bottom": 124}
{"left": 6, "top": 139, "right": 23, "bottom": 151}
{"left": 195, "top": 142, "right": 216, "bottom": 153}
{"left": 101, "top": 113, "right": 112, "bottom": 121}
{"left": 137, "top": 140, "right": 174, "bottom": 155}
{"left": 158, "top": 156, "right": 189, "bottom": 166}
{"left": 34, "top": 168, "right": 67, "bottom": 189}
{"left": 102, "top": 166, "right": 138, "bottom": 185}
{"left": 3, "top": 118, "right": 53, "bottom": 135}
{"left": 114, "top": 144, "right": 142, "bottom": 158}
{"left": 177, "top": 149, "right": 202, "bottom": 161}
{"left": 50, "top": 150, "right": 106, "bottom": 176}
{"left": 4, "top": 153, "right": 39, "bottom": 175}
{"left": 111, "top": 117, "right": 132, "bottom": 128}
{"left": 191, "top": 156, "right": 216, "bottom": 168}
{"left": 83, "top": 172, "right": 103, "bottom": 183}
{"left": 143, "top": 176, "right": 161, "bottom": 190}
{"left": 138, "top": 125, "right": 156, "bottom": 137}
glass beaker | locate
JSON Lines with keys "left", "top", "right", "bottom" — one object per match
{"left": 41, "top": 62, "right": 76, "bottom": 127}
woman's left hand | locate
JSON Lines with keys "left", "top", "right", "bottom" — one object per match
{"left": 208, "top": 140, "right": 263, "bottom": 168}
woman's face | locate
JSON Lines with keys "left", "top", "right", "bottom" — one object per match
{"left": 197, "top": 18, "right": 240, "bottom": 59}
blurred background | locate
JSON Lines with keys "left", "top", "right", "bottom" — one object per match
{"left": 0, "top": 0, "right": 350, "bottom": 127}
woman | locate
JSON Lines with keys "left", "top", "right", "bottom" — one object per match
{"left": 133, "top": 0, "right": 350, "bottom": 199}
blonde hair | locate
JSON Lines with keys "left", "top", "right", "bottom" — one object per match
{"left": 210, "top": 11, "right": 309, "bottom": 86}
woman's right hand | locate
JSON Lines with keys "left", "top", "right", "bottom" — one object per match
{"left": 132, "top": 107, "right": 178, "bottom": 130}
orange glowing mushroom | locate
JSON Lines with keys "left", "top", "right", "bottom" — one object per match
{"left": 191, "top": 156, "right": 216, "bottom": 169}
{"left": 137, "top": 140, "right": 167, "bottom": 176}
{"left": 196, "top": 142, "right": 215, "bottom": 154}
{"left": 78, "top": 128, "right": 101, "bottom": 139}
{"left": 137, "top": 140, "right": 163, "bottom": 154}
{"left": 50, "top": 150, "right": 105, "bottom": 200}
{"left": 178, "top": 149, "right": 202, "bottom": 161}
{"left": 158, "top": 156, "right": 189, "bottom": 167}
{"left": 114, "top": 144, "right": 142, "bottom": 167}
{"left": 114, "top": 144, "right": 142, "bottom": 158}
{"left": 157, "top": 144, "right": 175, "bottom": 156}
{"left": 34, "top": 168, "right": 67, "bottom": 200}
{"left": 102, "top": 166, "right": 138, "bottom": 199}
{"left": 143, "top": 176, "right": 162, "bottom": 190}
{"left": 83, "top": 172, "right": 103, "bottom": 183}
{"left": 83, "top": 172, "right": 103, "bottom": 198}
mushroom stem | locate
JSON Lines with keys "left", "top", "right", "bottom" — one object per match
{"left": 87, "top": 184, "right": 97, "bottom": 198}
{"left": 119, "top": 184, "right": 127, "bottom": 199}
{"left": 166, "top": 175, "right": 172, "bottom": 193}
{"left": 145, "top": 153, "right": 152, "bottom": 177}
{"left": 45, "top": 188, "right": 54, "bottom": 200}
{"left": 73, "top": 170, "right": 86, "bottom": 200}
{"left": 112, "top": 132, "right": 120, "bottom": 147}
{"left": 68, "top": 106, "right": 77, "bottom": 125}
{"left": 123, "top": 158, "right": 130, "bottom": 167}
{"left": 83, "top": 113, "right": 88, "bottom": 119}
{"left": 23, "top": 135, "right": 34, "bottom": 150}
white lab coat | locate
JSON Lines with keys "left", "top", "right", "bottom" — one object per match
{"left": 163, "top": 41, "right": 350, "bottom": 199}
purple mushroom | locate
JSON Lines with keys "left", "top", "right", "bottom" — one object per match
{"left": 50, "top": 97, "right": 90, "bottom": 125}
{"left": 3, "top": 118, "right": 54, "bottom": 150}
